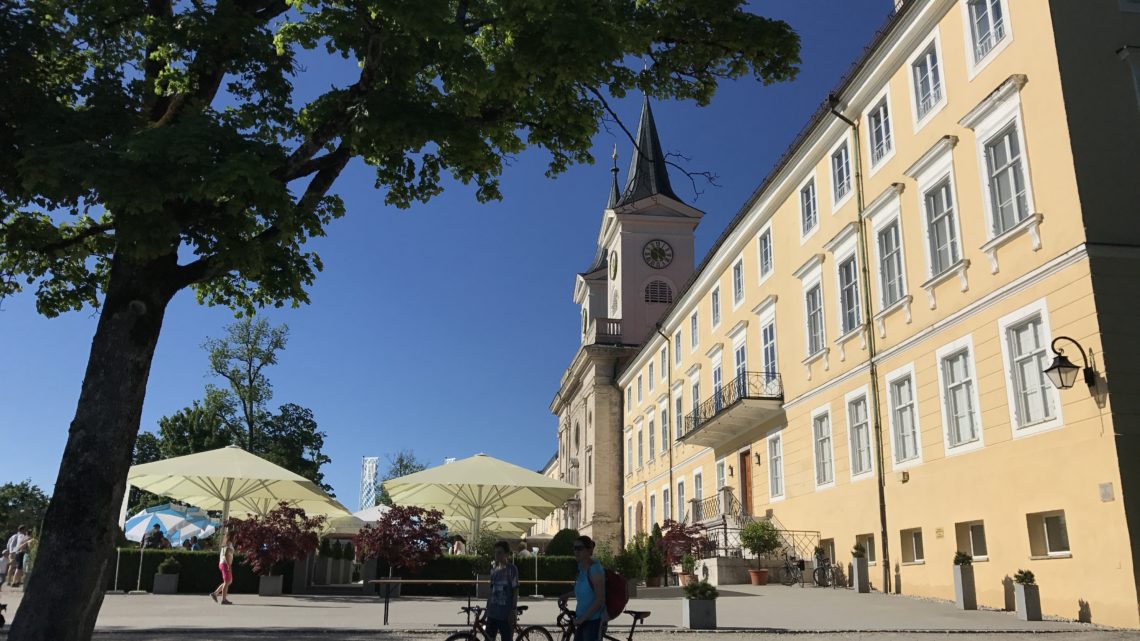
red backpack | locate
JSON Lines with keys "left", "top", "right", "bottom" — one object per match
{"left": 589, "top": 565, "right": 629, "bottom": 621}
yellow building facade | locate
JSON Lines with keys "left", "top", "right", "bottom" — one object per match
{"left": 618, "top": 0, "right": 1140, "bottom": 627}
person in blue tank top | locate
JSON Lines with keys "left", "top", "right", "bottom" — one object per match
{"left": 558, "top": 535, "right": 606, "bottom": 641}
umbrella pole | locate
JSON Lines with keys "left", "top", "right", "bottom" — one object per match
{"left": 130, "top": 547, "right": 146, "bottom": 594}
{"left": 113, "top": 548, "right": 120, "bottom": 593}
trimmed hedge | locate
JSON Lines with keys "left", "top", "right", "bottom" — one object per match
{"left": 106, "top": 549, "right": 295, "bottom": 594}
{"left": 375, "top": 555, "right": 577, "bottom": 597}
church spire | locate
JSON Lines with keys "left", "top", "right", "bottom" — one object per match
{"left": 614, "top": 95, "right": 679, "bottom": 208}
{"left": 607, "top": 145, "right": 620, "bottom": 209}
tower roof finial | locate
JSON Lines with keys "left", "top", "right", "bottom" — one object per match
{"left": 607, "top": 144, "right": 620, "bottom": 209}
{"left": 614, "top": 95, "right": 678, "bottom": 208}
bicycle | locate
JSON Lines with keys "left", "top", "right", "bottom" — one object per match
{"left": 445, "top": 605, "right": 553, "bottom": 641}
{"left": 555, "top": 600, "right": 651, "bottom": 641}
{"left": 812, "top": 557, "right": 844, "bottom": 588}
{"left": 778, "top": 553, "right": 804, "bottom": 587}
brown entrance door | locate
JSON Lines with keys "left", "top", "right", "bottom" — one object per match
{"left": 738, "top": 450, "right": 752, "bottom": 516}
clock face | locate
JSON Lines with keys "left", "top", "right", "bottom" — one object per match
{"left": 643, "top": 239, "right": 674, "bottom": 269}
{"left": 610, "top": 251, "right": 618, "bottom": 279}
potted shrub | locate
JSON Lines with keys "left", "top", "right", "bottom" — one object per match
{"left": 953, "top": 552, "right": 976, "bottom": 610}
{"left": 314, "top": 538, "right": 332, "bottom": 585}
{"left": 153, "top": 556, "right": 180, "bottom": 594}
{"left": 681, "top": 579, "right": 718, "bottom": 629}
{"left": 740, "top": 520, "right": 781, "bottom": 585}
{"left": 228, "top": 502, "right": 326, "bottom": 596}
{"left": 615, "top": 536, "right": 646, "bottom": 598}
{"left": 1013, "top": 569, "right": 1041, "bottom": 621}
{"left": 851, "top": 543, "right": 870, "bottom": 593}
{"left": 645, "top": 524, "right": 666, "bottom": 587}
{"left": 354, "top": 505, "right": 447, "bottom": 600}
{"left": 661, "top": 519, "right": 703, "bottom": 586}
{"left": 679, "top": 554, "right": 697, "bottom": 586}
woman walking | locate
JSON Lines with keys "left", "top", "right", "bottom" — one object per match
{"left": 559, "top": 535, "right": 606, "bottom": 641}
{"left": 210, "top": 531, "right": 234, "bottom": 605}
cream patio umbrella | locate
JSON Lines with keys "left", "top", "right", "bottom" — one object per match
{"left": 127, "top": 445, "right": 351, "bottom": 522}
{"left": 381, "top": 453, "right": 577, "bottom": 542}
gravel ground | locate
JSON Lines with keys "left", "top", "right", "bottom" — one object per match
{"left": 31, "top": 632, "right": 1138, "bottom": 641}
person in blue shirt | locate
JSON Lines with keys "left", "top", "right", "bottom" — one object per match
{"left": 485, "top": 541, "right": 519, "bottom": 641}
{"left": 559, "top": 535, "right": 606, "bottom": 641}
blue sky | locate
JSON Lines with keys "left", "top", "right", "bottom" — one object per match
{"left": 0, "top": 1, "right": 891, "bottom": 509}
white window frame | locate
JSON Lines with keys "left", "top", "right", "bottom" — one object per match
{"left": 732, "top": 258, "right": 745, "bottom": 309}
{"left": 673, "top": 383, "right": 684, "bottom": 440}
{"left": 767, "top": 428, "right": 785, "bottom": 501}
{"left": 647, "top": 416, "right": 656, "bottom": 462}
{"left": 886, "top": 362, "right": 923, "bottom": 469}
{"left": 799, "top": 174, "right": 820, "bottom": 243}
{"left": 907, "top": 29, "right": 947, "bottom": 130}
{"left": 693, "top": 469, "right": 704, "bottom": 501}
{"left": 660, "top": 403, "right": 669, "bottom": 454}
{"left": 674, "top": 331, "right": 683, "bottom": 365}
{"left": 637, "top": 375, "right": 643, "bottom": 405}
{"left": 690, "top": 312, "right": 699, "bottom": 352}
{"left": 661, "top": 487, "right": 671, "bottom": 527}
{"left": 845, "top": 385, "right": 874, "bottom": 481}
{"left": 798, "top": 256, "right": 827, "bottom": 359}
{"left": 648, "top": 363, "right": 655, "bottom": 392}
{"left": 757, "top": 223, "right": 775, "bottom": 283}
{"left": 676, "top": 480, "right": 686, "bottom": 522}
{"left": 828, "top": 136, "right": 855, "bottom": 211}
{"left": 997, "top": 298, "right": 1064, "bottom": 437}
{"left": 626, "top": 386, "right": 632, "bottom": 411}
{"left": 811, "top": 405, "right": 836, "bottom": 489}
{"left": 865, "top": 87, "right": 896, "bottom": 174}
{"left": 660, "top": 347, "right": 668, "bottom": 381}
{"left": 959, "top": 76, "right": 1039, "bottom": 274}
{"left": 754, "top": 294, "right": 779, "bottom": 381}
{"left": 625, "top": 429, "right": 633, "bottom": 474}
{"left": 935, "top": 334, "right": 985, "bottom": 455}
{"left": 960, "top": 0, "right": 1014, "bottom": 80}
{"left": 905, "top": 136, "right": 969, "bottom": 309}
{"left": 863, "top": 185, "right": 913, "bottom": 333}
{"left": 711, "top": 286, "right": 722, "bottom": 329}
{"left": 649, "top": 493, "right": 657, "bottom": 529}
{"left": 716, "top": 459, "right": 726, "bottom": 491}
{"left": 636, "top": 424, "right": 644, "bottom": 469}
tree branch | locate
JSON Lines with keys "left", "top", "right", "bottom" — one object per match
{"left": 36, "top": 222, "right": 115, "bottom": 255}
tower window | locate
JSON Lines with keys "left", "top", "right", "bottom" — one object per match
{"left": 645, "top": 281, "right": 673, "bottom": 304}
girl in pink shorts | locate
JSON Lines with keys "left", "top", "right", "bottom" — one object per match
{"left": 210, "top": 531, "right": 235, "bottom": 605}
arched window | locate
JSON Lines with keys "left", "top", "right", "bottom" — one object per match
{"left": 645, "top": 280, "right": 673, "bottom": 303}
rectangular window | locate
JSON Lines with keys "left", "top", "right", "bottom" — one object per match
{"left": 660, "top": 348, "right": 667, "bottom": 380}
{"left": 806, "top": 284, "right": 825, "bottom": 355}
{"left": 716, "top": 461, "right": 726, "bottom": 491}
{"left": 662, "top": 488, "right": 671, "bottom": 525}
{"left": 637, "top": 375, "right": 643, "bottom": 404}
{"left": 675, "top": 396, "right": 683, "bottom": 439}
{"left": 813, "top": 412, "right": 834, "bottom": 486}
{"left": 869, "top": 99, "right": 893, "bottom": 165}
{"left": 856, "top": 533, "right": 876, "bottom": 563}
{"left": 832, "top": 143, "right": 852, "bottom": 202}
{"left": 587, "top": 450, "right": 593, "bottom": 484}
{"left": 626, "top": 435, "right": 633, "bottom": 473}
{"left": 712, "top": 365, "right": 723, "bottom": 412}
{"left": 711, "top": 288, "right": 721, "bottom": 327}
{"left": 986, "top": 124, "right": 1030, "bottom": 235}
{"left": 1027, "top": 511, "right": 1070, "bottom": 557}
{"left": 800, "top": 179, "right": 818, "bottom": 235}
{"left": 694, "top": 471, "right": 703, "bottom": 500}
{"left": 969, "top": 0, "right": 1007, "bottom": 63}
{"left": 676, "top": 481, "right": 686, "bottom": 522}
{"left": 690, "top": 313, "right": 699, "bottom": 349}
{"left": 878, "top": 221, "right": 906, "bottom": 306}
{"left": 732, "top": 260, "right": 744, "bottom": 305}
{"left": 891, "top": 374, "right": 920, "bottom": 463}
{"left": 691, "top": 381, "right": 701, "bottom": 417}
{"left": 925, "top": 179, "right": 960, "bottom": 275}
{"left": 768, "top": 435, "right": 784, "bottom": 498}
{"left": 1008, "top": 316, "right": 1055, "bottom": 428}
{"left": 762, "top": 321, "right": 777, "bottom": 377}
{"left": 838, "top": 256, "right": 861, "bottom": 334}
{"left": 758, "top": 229, "right": 774, "bottom": 278}
{"left": 661, "top": 408, "right": 668, "bottom": 451}
{"left": 648, "top": 364, "right": 655, "bottom": 391}
{"left": 649, "top": 494, "right": 656, "bottom": 528}
{"left": 912, "top": 43, "right": 943, "bottom": 119}
{"left": 626, "top": 386, "right": 632, "bottom": 410}
{"left": 628, "top": 506, "right": 633, "bottom": 536}
{"left": 901, "top": 528, "right": 925, "bottom": 563}
{"left": 637, "top": 429, "right": 643, "bottom": 468}
{"left": 734, "top": 343, "right": 747, "bottom": 397}
{"left": 647, "top": 418, "right": 655, "bottom": 461}
{"left": 942, "top": 348, "right": 979, "bottom": 446}
{"left": 955, "top": 521, "right": 988, "bottom": 559}
{"left": 848, "top": 396, "right": 872, "bottom": 476}
{"left": 674, "top": 331, "right": 683, "bottom": 365}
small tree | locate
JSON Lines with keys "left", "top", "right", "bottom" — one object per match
{"left": 354, "top": 505, "right": 446, "bottom": 577}
{"left": 616, "top": 535, "right": 647, "bottom": 581}
{"left": 739, "top": 520, "right": 782, "bottom": 568}
{"left": 660, "top": 519, "right": 704, "bottom": 566}
{"left": 227, "top": 502, "right": 326, "bottom": 576}
{"left": 546, "top": 528, "right": 580, "bottom": 556}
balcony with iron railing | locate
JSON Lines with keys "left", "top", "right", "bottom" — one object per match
{"left": 680, "top": 371, "right": 784, "bottom": 448}
{"left": 584, "top": 317, "right": 622, "bottom": 345}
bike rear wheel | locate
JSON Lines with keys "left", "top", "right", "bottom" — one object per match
{"left": 779, "top": 566, "right": 796, "bottom": 586}
{"left": 813, "top": 567, "right": 828, "bottom": 587}
{"left": 518, "top": 624, "right": 554, "bottom": 641}
{"left": 445, "top": 633, "right": 478, "bottom": 641}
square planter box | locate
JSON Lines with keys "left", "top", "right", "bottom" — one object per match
{"left": 1015, "top": 583, "right": 1042, "bottom": 621}
{"left": 153, "top": 574, "right": 179, "bottom": 595}
{"left": 954, "top": 565, "right": 977, "bottom": 610}
{"left": 259, "top": 574, "right": 284, "bottom": 597}
{"left": 681, "top": 599, "right": 717, "bottom": 630}
{"left": 852, "top": 558, "right": 870, "bottom": 594}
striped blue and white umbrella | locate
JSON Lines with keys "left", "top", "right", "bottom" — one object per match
{"left": 123, "top": 503, "right": 219, "bottom": 546}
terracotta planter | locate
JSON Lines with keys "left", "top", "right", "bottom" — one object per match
{"left": 748, "top": 568, "right": 769, "bottom": 586}
{"left": 678, "top": 572, "right": 695, "bottom": 586}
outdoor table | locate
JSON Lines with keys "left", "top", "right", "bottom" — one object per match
{"left": 369, "top": 579, "right": 576, "bottom": 626}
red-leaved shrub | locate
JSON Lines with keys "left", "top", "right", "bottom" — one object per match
{"left": 226, "top": 502, "right": 326, "bottom": 576}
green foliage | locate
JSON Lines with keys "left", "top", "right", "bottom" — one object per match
{"left": 0, "top": 480, "right": 50, "bottom": 538}
{"left": 615, "top": 535, "right": 646, "bottom": 581}
{"left": 1014, "top": 569, "right": 1035, "bottom": 585}
{"left": 683, "top": 579, "right": 719, "bottom": 600}
{"left": 156, "top": 556, "right": 181, "bottom": 575}
{"left": 468, "top": 530, "right": 500, "bottom": 561}
{"left": 681, "top": 553, "right": 696, "bottom": 575}
{"left": 644, "top": 534, "right": 666, "bottom": 578}
{"left": 546, "top": 529, "right": 580, "bottom": 556}
{"left": 374, "top": 555, "right": 578, "bottom": 597}
{"left": 953, "top": 551, "right": 972, "bottom": 566}
{"left": 739, "top": 520, "right": 781, "bottom": 562}
{"left": 105, "top": 550, "right": 295, "bottom": 594}
{"left": 376, "top": 450, "right": 427, "bottom": 507}
{"left": 204, "top": 317, "right": 287, "bottom": 448}
{"left": 594, "top": 543, "right": 616, "bottom": 571}
{"left": 852, "top": 543, "right": 867, "bottom": 559}
{"left": 319, "top": 537, "right": 333, "bottom": 558}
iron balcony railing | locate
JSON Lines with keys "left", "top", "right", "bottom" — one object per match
{"left": 682, "top": 371, "right": 783, "bottom": 436}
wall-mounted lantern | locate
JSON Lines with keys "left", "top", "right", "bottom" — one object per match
{"left": 1043, "top": 336, "right": 1097, "bottom": 391}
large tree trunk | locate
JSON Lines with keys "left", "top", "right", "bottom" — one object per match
{"left": 10, "top": 253, "right": 178, "bottom": 641}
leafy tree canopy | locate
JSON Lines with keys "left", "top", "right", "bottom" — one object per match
{"left": 377, "top": 449, "right": 427, "bottom": 506}
{"left": 0, "top": 481, "right": 50, "bottom": 538}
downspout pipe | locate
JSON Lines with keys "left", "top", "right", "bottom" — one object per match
{"left": 829, "top": 94, "right": 892, "bottom": 595}
{"left": 655, "top": 323, "right": 675, "bottom": 526}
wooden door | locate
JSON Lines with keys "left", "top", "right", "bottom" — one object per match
{"left": 738, "top": 450, "right": 752, "bottom": 515}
